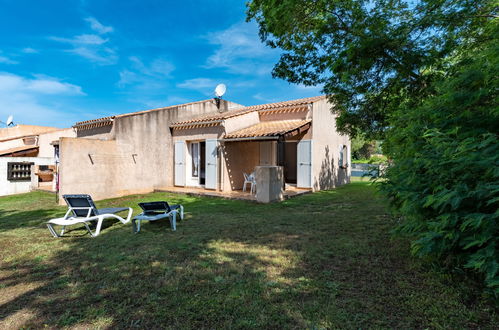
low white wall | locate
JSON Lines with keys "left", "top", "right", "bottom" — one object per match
{"left": 0, "top": 157, "right": 54, "bottom": 196}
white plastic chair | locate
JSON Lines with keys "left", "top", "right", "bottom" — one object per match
{"left": 47, "top": 194, "right": 132, "bottom": 238}
{"left": 243, "top": 172, "right": 256, "bottom": 194}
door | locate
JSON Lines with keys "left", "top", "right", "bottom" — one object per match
{"left": 199, "top": 141, "right": 206, "bottom": 185}
{"left": 297, "top": 140, "right": 312, "bottom": 188}
{"left": 284, "top": 142, "right": 298, "bottom": 183}
{"left": 174, "top": 141, "right": 185, "bottom": 186}
{"left": 205, "top": 139, "right": 218, "bottom": 190}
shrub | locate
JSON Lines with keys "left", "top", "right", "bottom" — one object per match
{"left": 381, "top": 21, "right": 499, "bottom": 298}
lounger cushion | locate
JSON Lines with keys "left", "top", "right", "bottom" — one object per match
{"left": 139, "top": 201, "right": 171, "bottom": 213}
{"left": 97, "top": 207, "right": 130, "bottom": 215}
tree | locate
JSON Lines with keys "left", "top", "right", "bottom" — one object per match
{"left": 246, "top": 0, "right": 496, "bottom": 138}
{"left": 247, "top": 0, "right": 499, "bottom": 297}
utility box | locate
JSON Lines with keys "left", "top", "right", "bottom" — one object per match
{"left": 255, "top": 166, "right": 284, "bottom": 203}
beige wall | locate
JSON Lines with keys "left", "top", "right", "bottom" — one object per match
{"left": 0, "top": 137, "right": 28, "bottom": 151}
{"left": 221, "top": 141, "right": 261, "bottom": 191}
{"left": 0, "top": 125, "right": 58, "bottom": 139}
{"left": 58, "top": 137, "right": 140, "bottom": 202}
{"left": 310, "top": 98, "right": 350, "bottom": 191}
{"left": 172, "top": 126, "right": 222, "bottom": 141}
{"left": 258, "top": 109, "right": 310, "bottom": 122}
{"left": 38, "top": 128, "right": 75, "bottom": 157}
{"left": 224, "top": 111, "right": 260, "bottom": 134}
{"left": 76, "top": 125, "right": 114, "bottom": 140}
{"left": 59, "top": 99, "right": 241, "bottom": 202}
{"left": 0, "top": 128, "right": 75, "bottom": 157}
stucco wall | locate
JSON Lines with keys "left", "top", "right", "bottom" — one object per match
{"left": 0, "top": 125, "right": 58, "bottom": 139}
{"left": 76, "top": 125, "right": 114, "bottom": 139}
{"left": 59, "top": 99, "right": 241, "bottom": 202}
{"left": 38, "top": 128, "right": 76, "bottom": 157}
{"left": 221, "top": 141, "right": 260, "bottom": 191}
{"left": 0, "top": 157, "right": 54, "bottom": 196}
{"left": 259, "top": 109, "right": 311, "bottom": 122}
{"left": 311, "top": 98, "right": 351, "bottom": 191}
{"left": 0, "top": 137, "right": 28, "bottom": 151}
{"left": 224, "top": 111, "right": 260, "bottom": 134}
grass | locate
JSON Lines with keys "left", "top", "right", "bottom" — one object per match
{"left": 0, "top": 183, "right": 497, "bottom": 328}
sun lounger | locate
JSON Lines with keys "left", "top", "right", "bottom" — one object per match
{"left": 132, "top": 201, "right": 184, "bottom": 233}
{"left": 47, "top": 194, "right": 132, "bottom": 237}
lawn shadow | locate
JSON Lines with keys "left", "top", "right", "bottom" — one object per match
{"left": 0, "top": 187, "right": 497, "bottom": 328}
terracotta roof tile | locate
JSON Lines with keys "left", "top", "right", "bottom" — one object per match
{"left": 171, "top": 95, "right": 325, "bottom": 128}
{"left": 73, "top": 116, "right": 115, "bottom": 130}
{"left": 223, "top": 120, "right": 311, "bottom": 140}
{"left": 243, "top": 95, "right": 326, "bottom": 110}
{"left": 170, "top": 107, "right": 255, "bottom": 128}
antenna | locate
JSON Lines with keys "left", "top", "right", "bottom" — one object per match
{"left": 214, "top": 83, "right": 227, "bottom": 109}
{"left": 0, "top": 115, "right": 15, "bottom": 127}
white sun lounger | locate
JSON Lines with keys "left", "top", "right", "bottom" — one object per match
{"left": 132, "top": 201, "right": 184, "bottom": 233}
{"left": 47, "top": 194, "right": 133, "bottom": 237}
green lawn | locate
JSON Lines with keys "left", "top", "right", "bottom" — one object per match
{"left": 0, "top": 183, "right": 496, "bottom": 328}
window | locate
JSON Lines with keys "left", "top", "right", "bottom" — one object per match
{"left": 7, "top": 162, "right": 34, "bottom": 181}
{"left": 191, "top": 143, "right": 199, "bottom": 178}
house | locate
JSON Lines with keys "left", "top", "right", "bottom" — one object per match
{"left": 0, "top": 125, "right": 76, "bottom": 196}
{"left": 170, "top": 95, "right": 350, "bottom": 193}
{"left": 57, "top": 96, "right": 350, "bottom": 203}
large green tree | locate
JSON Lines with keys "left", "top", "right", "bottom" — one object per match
{"left": 247, "top": 0, "right": 499, "bottom": 297}
{"left": 247, "top": 0, "right": 496, "bottom": 138}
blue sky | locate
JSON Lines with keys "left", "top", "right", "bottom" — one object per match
{"left": 0, "top": 0, "right": 321, "bottom": 128}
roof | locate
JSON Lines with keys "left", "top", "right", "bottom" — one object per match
{"left": 73, "top": 99, "right": 234, "bottom": 130}
{"left": 171, "top": 95, "right": 326, "bottom": 128}
{"left": 0, "top": 125, "right": 60, "bottom": 140}
{"left": 73, "top": 116, "right": 115, "bottom": 130}
{"left": 170, "top": 107, "right": 256, "bottom": 129}
{"left": 243, "top": 95, "right": 326, "bottom": 111}
{"left": 223, "top": 120, "right": 311, "bottom": 140}
{"left": 0, "top": 145, "right": 39, "bottom": 156}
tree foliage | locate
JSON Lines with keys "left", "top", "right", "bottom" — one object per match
{"left": 247, "top": 0, "right": 496, "bottom": 138}
{"left": 351, "top": 134, "right": 376, "bottom": 160}
{"left": 382, "top": 21, "right": 498, "bottom": 296}
{"left": 247, "top": 0, "right": 499, "bottom": 297}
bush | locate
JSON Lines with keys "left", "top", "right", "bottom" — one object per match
{"left": 381, "top": 22, "right": 499, "bottom": 298}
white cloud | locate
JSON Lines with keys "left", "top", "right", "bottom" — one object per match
{"left": 177, "top": 77, "right": 257, "bottom": 97}
{"left": 0, "top": 72, "right": 84, "bottom": 95}
{"left": 118, "top": 56, "right": 175, "bottom": 88}
{"left": 204, "top": 22, "right": 279, "bottom": 75}
{"left": 22, "top": 47, "right": 38, "bottom": 54}
{"left": 0, "top": 51, "right": 18, "bottom": 65}
{"left": 0, "top": 72, "right": 85, "bottom": 127}
{"left": 177, "top": 78, "right": 217, "bottom": 91}
{"left": 85, "top": 17, "right": 114, "bottom": 34}
{"left": 50, "top": 17, "right": 117, "bottom": 65}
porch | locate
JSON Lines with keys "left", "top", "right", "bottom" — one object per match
{"left": 155, "top": 184, "right": 311, "bottom": 202}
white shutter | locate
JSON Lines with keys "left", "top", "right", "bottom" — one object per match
{"left": 297, "top": 140, "right": 312, "bottom": 188}
{"left": 205, "top": 139, "right": 218, "bottom": 190}
{"left": 174, "top": 141, "right": 185, "bottom": 186}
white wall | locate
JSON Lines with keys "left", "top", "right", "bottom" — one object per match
{"left": 0, "top": 157, "right": 54, "bottom": 196}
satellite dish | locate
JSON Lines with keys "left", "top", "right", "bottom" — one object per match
{"left": 6, "top": 115, "right": 13, "bottom": 126}
{"left": 215, "top": 83, "right": 226, "bottom": 98}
